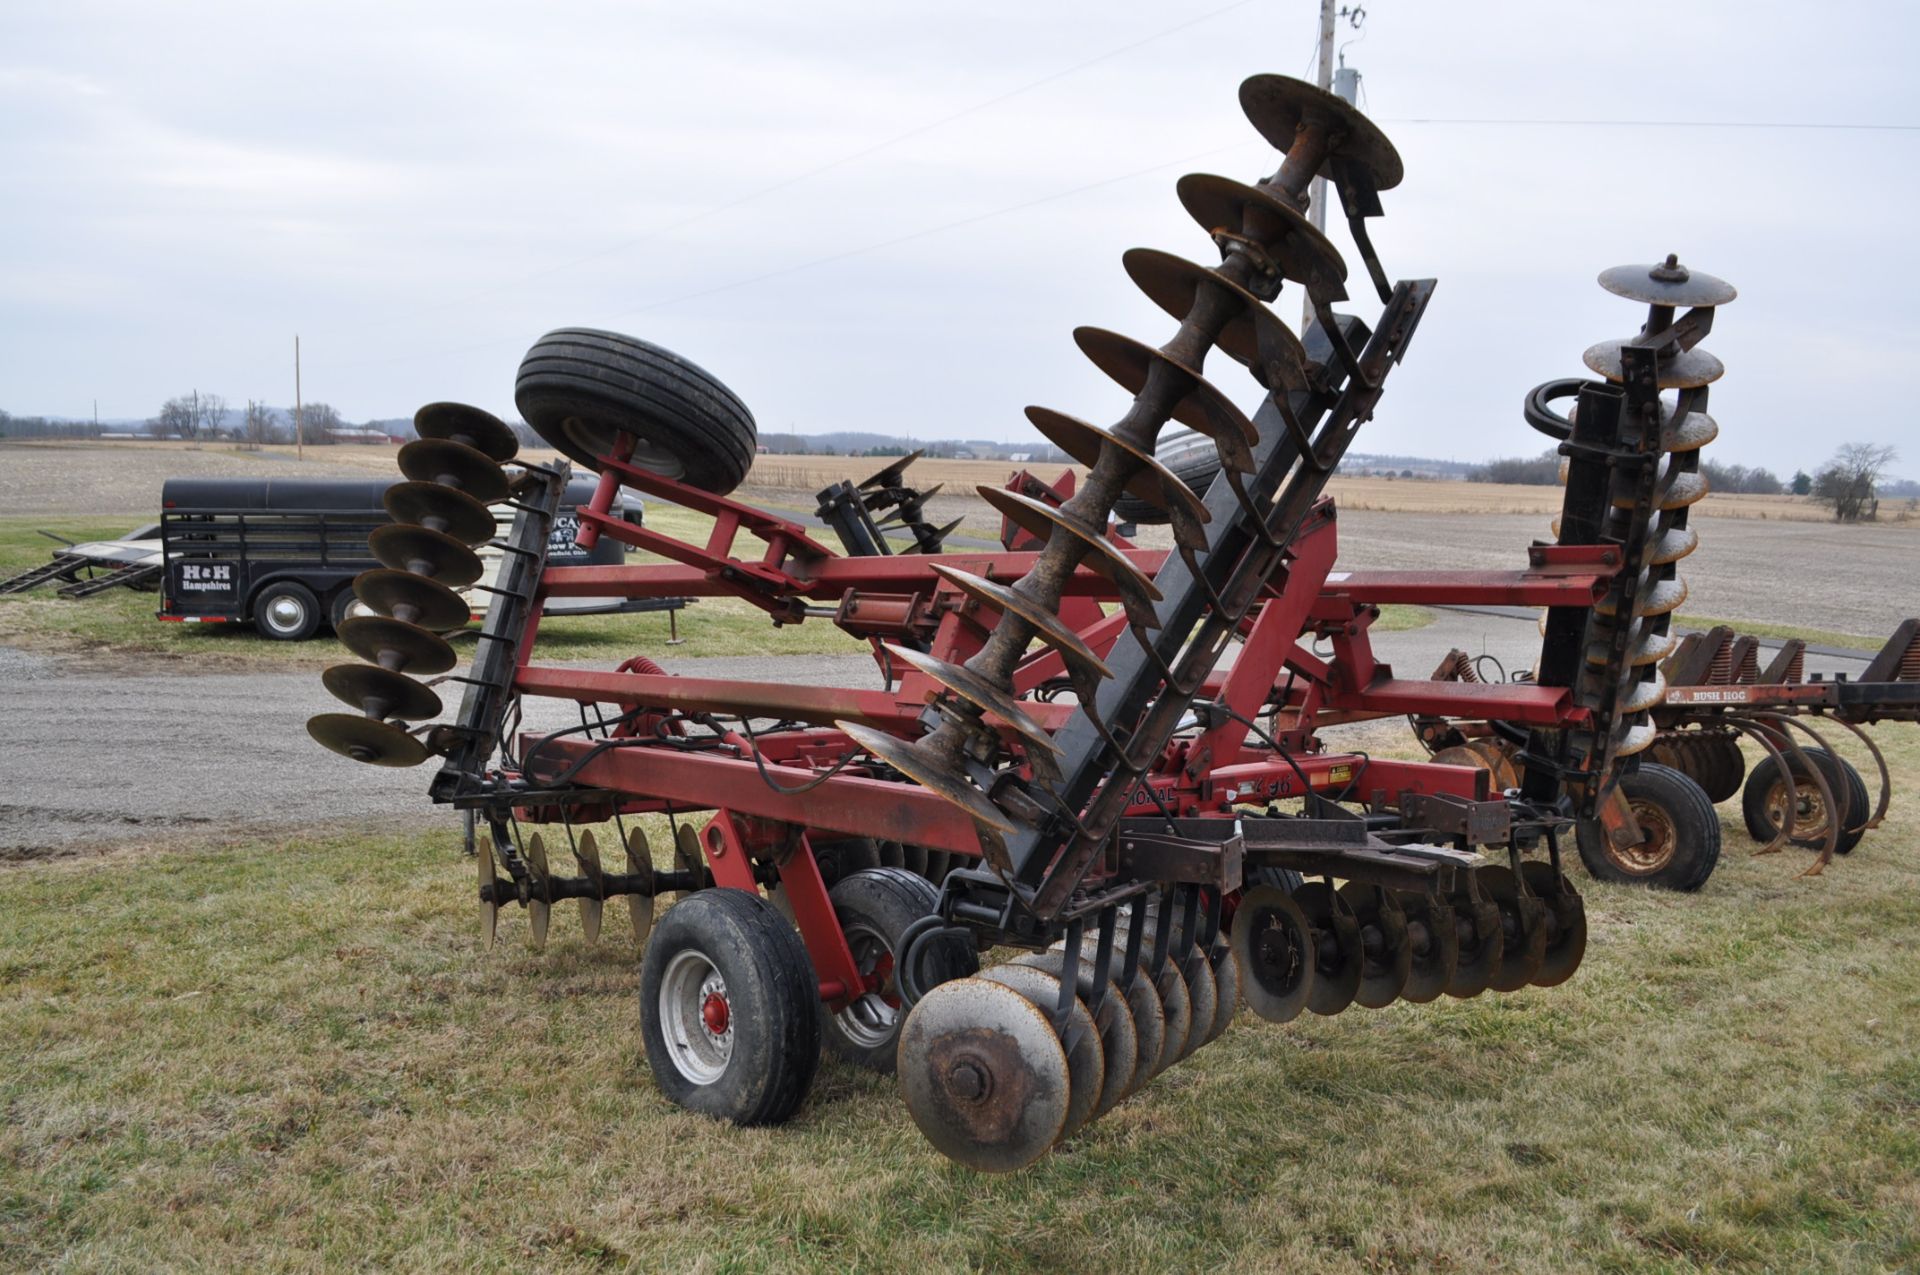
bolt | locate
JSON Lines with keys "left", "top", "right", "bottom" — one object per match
{"left": 948, "top": 1059, "right": 991, "bottom": 1102}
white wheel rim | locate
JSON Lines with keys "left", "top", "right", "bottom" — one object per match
{"left": 266, "top": 596, "right": 306, "bottom": 631}
{"left": 659, "top": 949, "right": 732, "bottom": 1085}
{"left": 832, "top": 922, "right": 899, "bottom": 1050}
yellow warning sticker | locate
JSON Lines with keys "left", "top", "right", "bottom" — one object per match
{"left": 1327, "top": 764, "right": 1353, "bottom": 784}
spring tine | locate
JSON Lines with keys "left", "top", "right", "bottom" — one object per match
{"left": 1024, "top": 407, "right": 1212, "bottom": 551}
{"left": 574, "top": 829, "right": 605, "bottom": 944}
{"left": 835, "top": 721, "right": 1017, "bottom": 835}
{"left": 929, "top": 564, "right": 1113, "bottom": 686}
{"left": 882, "top": 643, "right": 1063, "bottom": 760}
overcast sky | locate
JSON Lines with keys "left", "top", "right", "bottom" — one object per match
{"left": 2, "top": 1, "right": 1915, "bottom": 473}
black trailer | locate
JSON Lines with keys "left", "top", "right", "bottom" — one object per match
{"left": 157, "top": 476, "right": 644, "bottom": 639}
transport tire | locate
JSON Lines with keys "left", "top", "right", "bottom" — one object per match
{"left": 639, "top": 888, "right": 820, "bottom": 1126}
{"left": 327, "top": 585, "right": 374, "bottom": 634}
{"left": 1112, "top": 433, "right": 1221, "bottom": 524}
{"left": 808, "top": 836, "right": 883, "bottom": 889}
{"left": 1574, "top": 762, "right": 1720, "bottom": 891}
{"left": 820, "top": 868, "right": 976, "bottom": 1074}
{"left": 254, "top": 581, "right": 321, "bottom": 641}
{"left": 515, "top": 328, "right": 757, "bottom": 495}
{"left": 1740, "top": 748, "right": 1867, "bottom": 855}
{"left": 1245, "top": 865, "right": 1305, "bottom": 894}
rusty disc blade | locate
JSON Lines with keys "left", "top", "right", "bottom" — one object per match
{"left": 367, "top": 523, "right": 484, "bottom": 587}
{"left": 306, "top": 712, "right": 431, "bottom": 767}
{"left": 1395, "top": 891, "right": 1459, "bottom": 1005}
{"left": 897, "top": 977, "right": 1071, "bottom": 1173}
{"left": 1025, "top": 407, "right": 1211, "bottom": 550}
{"left": 479, "top": 831, "right": 501, "bottom": 947}
{"left": 977, "top": 965, "right": 1105, "bottom": 1143}
{"left": 1061, "top": 947, "right": 1164, "bottom": 1099}
{"left": 1616, "top": 721, "right": 1658, "bottom": 757}
{"left": 837, "top": 722, "right": 1016, "bottom": 835}
{"left": 1582, "top": 339, "right": 1725, "bottom": 389}
{"left": 858, "top": 449, "right": 923, "bottom": 490}
{"left": 524, "top": 833, "right": 552, "bottom": 950}
{"left": 1238, "top": 73, "right": 1405, "bottom": 191}
{"left": 1478, "top": 865, "right": 1546, "bottom": 993}
{"left": 320, "top": 662, "right": 442, "bottom": 722}
{"left": 1648, "top": 526, "right": 1699, "bottom": 565}
{"left": 1597, "top": 260, "right": 1736, "bottom": 309}
{"left": 575, "top": 830, "right": 605, "bottom": 943}
{"left": 1338, "top": 881, "right": 1412, "bottom": 1009}
{"left": 383, "top": 480, "right": 497, "bottom": 545}
{"left": 1073, "top": 327, "right": 1258, "bottom": 466}
{"left": 1205, "top": 940, "right": 1239, "bottom": 1044}
{"left": 1587, "top": 624, "right": 1678, "bottom": 668}
{"left": 1520, "top": 861, "right": 1587, "bottom": 988}
{"left": 929, "top": 564, "right": 1113, "bottom": 686}
{"left": 352, "top": 568, "right": 471, "bottom": 632}
{"left": 673, "top": 822, "right": 711, "bottom": 890}
{"left": 1148, "top": 962, "right": 1191, "bottom": 1075}
{"left": 337, "top": 615, "right": 457, "bottom": 675}
{"left": 1175, "top": 173, "right": 1349, "bottom": 292}
{"left": 415, "top": 401, "right": 519, "bottom": 461}
{"left": 1231, "top": 884, "right": 1316, "bottom": 1023}
{"left": 975, "top": 485, "right": 1162, "bottom": 629}
{"left": 623, "top": 826, "right": 656, "bottom": 946}
{"left": 398, "top": 438, "right": 510, "bottom": 503}
{"left": 1443, "top": 884, "right": 1503, "bottom": 999}
{"left": 1621, "top": 669, "right": 1668, "bottom": 714}
{"left": 884, "top": 644, "right": 1062, "bottom": 760}
{"left": 1663, "top": 410, "right": 1718, "bottom": 453}
{"left": 1121, "top": 248, "right": 1309, "bottom": 390}
{"left": 1172, "top": 946, "right": 1216, "bottom": 1061}
{"left": 1011, "top": 951, "right": 1137, "bottom": 1116}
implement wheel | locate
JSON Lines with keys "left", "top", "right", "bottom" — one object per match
{"left": 639, "top": 889, "right": 819, "bottom": 1126}
{"left": 1741, "top": 748, "right": 1867, "bottom": 855}
{"left": 821, "top": 869, "right": 974, "bottom": 1074}
{"left": 516, "top": 328, "right": 757, "bottom": 494}
{"left": 1575, "top": 762, "right": 1721, "bottom": 891}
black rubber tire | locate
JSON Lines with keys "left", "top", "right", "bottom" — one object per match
{"left": 1740, "top": 748, "right": 1868, "bottom": 855}
{"left": 809, "top": 836, "right": 883, "bottom": 889}
{"left": 327, "top": 585, "right": 372, "bottom": 634}
{"left": 1246, "top": 865, "right": 1305, "bottom": 894}
{"left": 253, "top": 580, "right": 321, "bottom": 642}
{"left": 1112, "top": 433, "right": 1222, "bottom": 524}
{"left": 820, "top": 868, "right": 974, "bottom": 1073}
{"left": 638, "top": 888, "right": 820, "bottom": 1126}
{"left": 516, "top": 328, "right": 756, "bottom": 494}
{"left": 1575, "top": 762, "right": 1721, "bottom": 891}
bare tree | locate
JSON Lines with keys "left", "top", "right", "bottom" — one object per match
{"left": 1812, "top": 442, "right": 1899, "bottom": 523}
{"left": 243, "top": 399, "right": 278, "bottom": 448}
{"left": 152, "top": 395, "right": 195, "bottom": 439}
{"left": 193, "top": 392, "right": 228, "bottom": 439}
{"left": 299, "top": 402, "right": 345, "bottom": 444}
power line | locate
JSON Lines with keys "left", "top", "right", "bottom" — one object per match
{"left": 1381, "top": 116, "right": 1920, "bottom": 132}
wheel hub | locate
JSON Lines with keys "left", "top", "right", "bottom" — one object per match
{"left": 701, "top": 991, "right": 730, "bottom": 1036}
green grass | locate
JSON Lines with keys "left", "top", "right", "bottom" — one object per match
{"left": 3, "top": 730, "right": 1917, "bottom": 1271}
{"left": 1674, "top": 614, "right": 1889, "bottom": 654}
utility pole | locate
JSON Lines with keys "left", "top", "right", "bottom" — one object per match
{"left": 294, "top": 334, "right": 304, "bottom": 461}
{"left": 1303, "top": 2, "right": 1364, "bottom": 333}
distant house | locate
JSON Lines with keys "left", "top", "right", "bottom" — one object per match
{"left": 325, "top": 427, "right": 398, "bottom": 445}
{"left": 1008, "top": 452, "right": 1032, "bottom": 463}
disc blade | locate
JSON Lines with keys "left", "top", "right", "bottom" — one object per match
{"left": 1338, "top": 881, "right": 1412, "bottom": 1009}
{"left": 673, "top": 823, "right": 710, "bottom": 890}
{"left": 977, "top": 965, "right": 1105, "bottom": 1143}
{"left": 319, "top": 662, "right": 442, "bottom": 722}
{"left": 526, "top": 833, "right": 551, "bottom": 950}
{"left": 575, "top": 829, "right": 605, "bottom": 943}
{"left": 336, "top": 615, "right": 457, "bottom": 675}
{"left": 1520, "top": 861, "right": 1587, "bottom": 988}
{"left": 1073, "top": 327, "right": 1258, "bottom": 468}
{"left": 479, "top": 832, "right": 500, "bottom": 947}
{"left": 306, "top": 712, "right": 431, "bottom": 767}
{"left": 1024, "top": 406, "right": 1212, "bottom": 550}
{"left": 1295, "top": 881, "right": 1362, "bottom": 1016}
{"left": 415, "top": 401, "right": 519, "bottom": 461}
{"left": 1444, "top": 884, "right": 1503, "bottom": 999}
{"left": 836, "top": 722, "right": 1017, "bottom": 835}
{"left": 1582, "top": 339, "right": 1725, "bottom": 389}
{"left": 367, "top": 523, "right": 484, "bottom": 587}
{"left": 1395, "top": 891, "right": 1458, "bottom": 1004}
{"left": 1204, "top": 940, "right": 1238, "bottom": 1044}
{"left": 1121, "top": 248, "right": 1308, "bottom": 390}
{"left": 1172, "top": 946, "right": 1216, "bottom": 1061}
{"left": 927, "top": 564, "right": 1112, "bottom": 689}
{"left": 1230, "top": 884, "right": 1316, "bottom": 1023}
{"left": 623, "top": 826, "right": 655, "bottom": 946}
{"left": 397, "top": 437, "right": 510, "bottom": 502}
{"left": 974, "top": 485, "right": 1163, "bottom": 630}
{"left": 883, "top": 644, "right": 1062, "bottom": 759}
{"left": 1175, "top": 173, "right": 1349, "bottom": 293}
{"left": 1238, "top": 73, "right": 1405, "bottom": 191}
{"left": 1478, "top": 865, "right": 1547, "bottom": 993}
{"left": 897, "top": 977, "right": 1071, "bottom": 1173}
{"left": 1010, "top": 951, "right": 1137, "bottom": 1118}
{"left": 383, "top": 480, "right": 497, "bottom": 545}
{"left": 352, "top": 568, "right": 471, "bottom": 632}
{"left": 1596, "top": 260, "right": 1736, "bottom": 309}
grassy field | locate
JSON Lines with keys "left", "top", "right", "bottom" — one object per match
{"left": 3, "top": 726, "right": 1916, "bottom": 1272}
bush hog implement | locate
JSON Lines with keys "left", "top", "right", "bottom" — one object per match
{"left": 308, "top": 73, "right": 1733, "bottom": 1171}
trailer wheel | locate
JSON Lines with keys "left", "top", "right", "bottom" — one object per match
{"left": 1112, "top": 434, "right": 1221, "bottom": 524}
{"left": 1574, "top": 762, "right": 1720, "bottom": 891}
{"left": 254, "top": 581, "right": 321, "bottom": 641}
{"left": 1740, "top": 748, "right": 1867, "bottom": 855}
{"left": 809, "top": 836, "right": 883, "bottom": 889}
{"left": 822, "top": 868, "right": 977, "bottom": 1074}
{"left": 639, "top": 888, "right": 819, "bottom": 1126}
{"left": 515, "top": 328, "right": 757, "bottom": 495}
{"left": 327, "top": 586, "right": 372, "bottom": 634}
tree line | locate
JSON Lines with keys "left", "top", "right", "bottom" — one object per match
{"left": 1466, "top": 442, "right": 1905, "bottom": 523}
